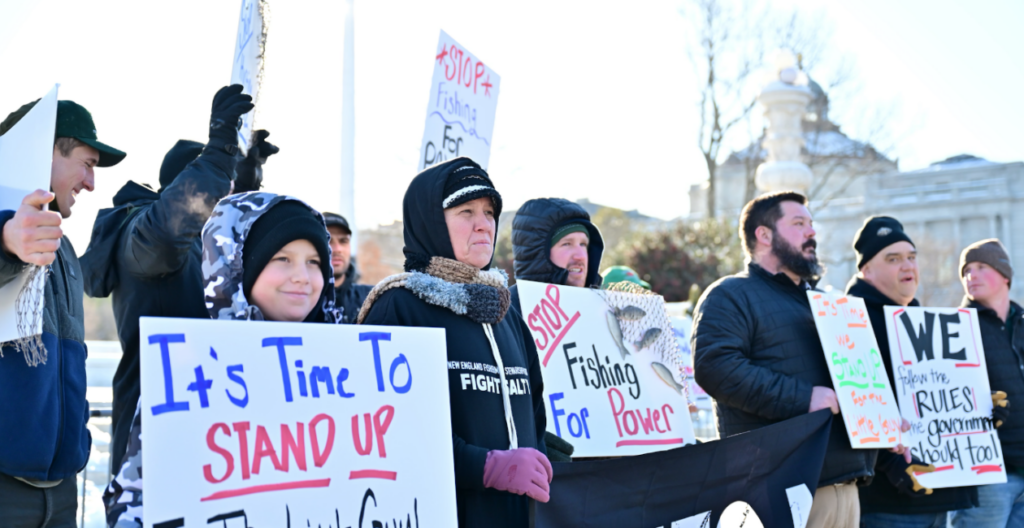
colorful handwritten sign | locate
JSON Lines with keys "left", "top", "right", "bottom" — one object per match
{"left": 516, "top": 281, "right": 695, "bottom": 457}
{"left": 419, "top": 30, "right": 500, "bottom": 170}
{"left": 884, "top": 306, "right": 1006, "bottom": 487}
{"left": 139, "top": 317, "right": 457, "bottom": 527}
{"left": 808, "top": 292, "right": 903, "bottom": 449}
{"left": 0, "top": 84, "right": 57, "bottom": 343}
{"left": 230, "top": 0, "right": 266, "bottom": 156}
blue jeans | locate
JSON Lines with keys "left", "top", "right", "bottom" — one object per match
{"left": 860, "top": 511, "right": 947, "bottom": 528}
{"left": 950, "top": 471, "right": 1024, "bottom": 528}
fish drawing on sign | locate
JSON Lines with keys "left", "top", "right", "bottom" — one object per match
{"left": 613, "top": 305, "right": 646, "bottom": 321}
{"left": 605, "top": 310, "right": 630, "bottom": 360}
{"left": 634, "top": 327, "right": 662, "bottom": 351}
{"left": 652, "top": 362, "right": 686, "bottom": 395}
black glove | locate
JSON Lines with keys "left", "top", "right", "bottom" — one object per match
{"left": 879, "top": 452, "right": 934, "bottom": 498}
{"left": 234, "top": 130, "right": 279, "bottom": 193}
{"left": 543, "top": 431, "right": 574, "bottom": 463}
{"left": 993, "top": 391, "right": 1010, "bottom": 428}
{"left": 206, "top": 85, "right": 254, "bottom": 155}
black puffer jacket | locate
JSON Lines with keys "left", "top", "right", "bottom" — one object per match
{"left": 847, "top": 277, "right": 977, "bottom": 514}
{"left": 361, "top": 158, "right": 546, "bottom": 528}
{"left": 964, "top": 297, "right": 1024, "bottom": 468}
{"left": 508, "top": 198, "right": 604, "bottom": 313}
{"left": 335, "top": 260, "right": 372, "bottom": 324}
{"left": 693, "top": 263, "right": 878, "bottom": 487}
{"left": 79, "top": 142, "right": 234, "bottom": 474}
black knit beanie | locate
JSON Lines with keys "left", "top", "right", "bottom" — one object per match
{"left": 242, "top": 201, "right": 332, "bottom": 300}
{"left": 854, "top": 216, "right": 915, "bottom": 269}
{"left": 159, "top": 140, "right": 204, "bottom": 191}
{"left": 441, "top": 165, "right": 502, "bottom": 216}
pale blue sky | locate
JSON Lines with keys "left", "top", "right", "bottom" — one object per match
{"left": 1, "top": 0, "right": 1021, "bottom": 251}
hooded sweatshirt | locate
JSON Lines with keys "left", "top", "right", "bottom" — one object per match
{"left": 103, "top": 193, "right": 340, "bottom": 527}
{"left": 80, "top": 140, "right": 234, "bottom": 474}
{"left": 508, "top": 197, "right": 605, "bottom": 314}
{"left": 360, "top": 157, "right": 546, "bottom": 528}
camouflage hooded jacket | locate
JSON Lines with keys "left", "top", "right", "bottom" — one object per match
{"left": 103, "top": 192, "right": 341, "bottom": 527}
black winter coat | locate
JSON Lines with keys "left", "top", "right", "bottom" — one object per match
{"left": 964, "top": 297, "right": 1024, "bottom": 468}
{"left": 80, "top": 145, "right": 233, "bottom": 474}
{"left": 847, "top": 278, "right": 977, "bottom": 514}
{"left": 363, "top": 157, "right": 546, "bottom": 528}
{"left": 508, "top": 198, "right": 604, "bottom": 313}
{"left": 335, "top": 261, "right": 371, "bottom": 324}
{"left": 693, "top": 263, "right": 878, "bottom": 486}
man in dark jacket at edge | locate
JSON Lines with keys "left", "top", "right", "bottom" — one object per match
{"left": 950, "top": 239, "right": 1022, "bottom": 527}
{"left": 321, "top": 212, "right": 371, "bottom": 323}
{"left": 507, "top": 197, "right": 604, "bottom": 315}
{"left": 0, "top": 98, "right": 126, "bottom": 527}
{"left": 507, "top": 197, "right": 604, "bottom": 462}
{"left": 846, "top": 216, "right": 978, "bottom": 528}
{"left": 79, "top": 85, "right": 276, "bottom": 475}
{"left": 693, "top": 191, "right": 907, "bottom": 528}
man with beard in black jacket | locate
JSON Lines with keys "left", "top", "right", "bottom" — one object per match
{"left": 79, "top": 85, "right": 278, "bottom": 474}
{"left": 508, "top": 197, "right": 604, "bottom": 314}
{"left": 693, "top": 192, "right": 907, "bottom": 528}
{"left": 846, "top": 216, "right": 977, "bottom": 528}
{"left": 322, "top": 212, "right": 371, "bottom": 323}
{"left": 507, "top": 197, "right": 604, "bottom": 462}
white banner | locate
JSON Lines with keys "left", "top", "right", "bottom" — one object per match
{"left": 808, "top": 292, "right": 903, "bottom": 449}
{"left": 140, "top": 317, "right": 457, "bottom": 527}
{"left": 230, "top": 0, "right": 266, "bottom": 156}
{"left": 419, "top": 30, "right": 500, "bottom": 170}
{"left": 668, "top": 315, "right": 712, "bottom": 411}
{"left": 516, "top": 281, "right": 695, "bottom": 457}
{"left": 0, "top": 84, "right": 57, "bottom": 342}
{"left": 884, "top": 306, "right": 1007, "bottom": 487}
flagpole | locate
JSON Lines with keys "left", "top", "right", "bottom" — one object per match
{"left": 340, "top": 0, "right": 357, "bottom": 253}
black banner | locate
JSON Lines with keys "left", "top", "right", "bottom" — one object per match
{"left": 533, "top": 410, "right": 833, "bottom": 528}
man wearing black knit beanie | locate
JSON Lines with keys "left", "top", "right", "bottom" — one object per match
{"left": 846, "top": 216, "right": 980, "bottom": 527}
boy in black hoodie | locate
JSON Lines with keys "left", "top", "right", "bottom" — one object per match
{"left": 360, "top": 157, "right": 550, "bottom": 528}
{"left": 104, "top": 193, "right": 340, "bottom": 527}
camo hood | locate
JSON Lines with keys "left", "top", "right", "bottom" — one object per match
{"left": 201, "top": 192, "right": 342, "bottom": 323}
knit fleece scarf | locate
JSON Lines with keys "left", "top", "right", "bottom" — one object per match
{"left": 356, "top": 256, "right": 511, "bottom": 325}
{"left": 357, "top": 256, "right": 519, "bottom": 449}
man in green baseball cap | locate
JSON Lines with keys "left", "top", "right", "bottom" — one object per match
{"left": 601, "top": 265, "right": 651, "bottom": 290}
{"left": 0, "top": 97, "right": 124, "bottom": 528}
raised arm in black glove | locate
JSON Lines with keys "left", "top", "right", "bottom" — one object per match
{"left": 205, "top": 84, "right": 254, "bottom": 156}
{"left": 234, "top": 130, "right": 280, "bottom": 193}
{"left": 879, "top": 452, "right": 935, "bottom": 498}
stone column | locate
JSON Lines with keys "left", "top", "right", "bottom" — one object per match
{"left": 755, "top": 53, "right": 814, "bottom": 195}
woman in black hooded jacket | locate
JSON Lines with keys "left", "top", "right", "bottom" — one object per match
{"left": 359, "top": 157, "right": 550, "bottom": 528}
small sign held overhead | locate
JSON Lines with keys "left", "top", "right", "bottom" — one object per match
{"left": 230, "top": 0, "right": 268, "bottom": 156}
{"left": 419, "top": 30, "right": 501, "bottom": 171}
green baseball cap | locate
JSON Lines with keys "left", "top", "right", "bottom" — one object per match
{"left": 601, "top": 265, "right": 651, "bottom": 290}
{"left": 0, "top": 99, "right": 126, "bottom": 167}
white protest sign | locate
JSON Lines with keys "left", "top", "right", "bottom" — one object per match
{"left": 884, "top": 306, "right": 1006, "bottom": 487}
{"left": 419, "top": 30, "right": 500, "bottom": 170}
{"left": 140, "top": 317, "right": 457, "bottom": 527}
{"left": 516, "top": 281, "right": 695, "bottom": 457}
{"left": 230, "top": 0, "right": 266, "bottom": 156}
{"left": 808, "top": 291, "right": 903, "bottom": 449}
{"left": 0, "top": 84, "right": 57, "bottom": 343}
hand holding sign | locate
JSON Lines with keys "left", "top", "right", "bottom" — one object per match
{"left": 2, "top": 190, "right": 62, "bottom": 266}
{"left": 809, "top": 386, "right": 839, "bottom": 414}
